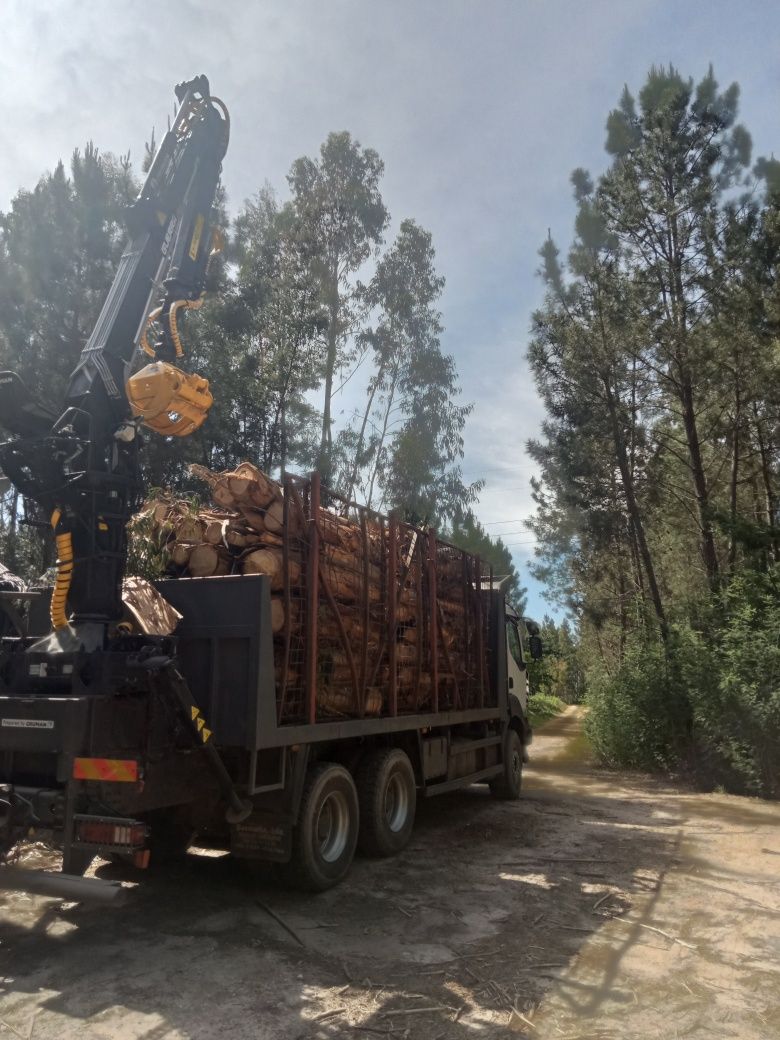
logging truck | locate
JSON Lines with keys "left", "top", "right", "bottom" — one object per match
{"left": 0, "top": 77, "right": 541, "bottom": 901}
{"left": 0, "top": 471, "right": 542, "bottom": 896}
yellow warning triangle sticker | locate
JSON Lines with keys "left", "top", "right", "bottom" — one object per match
{"left": 196, "top": 716, "right": 205, "bottom": 732}
{"left": 202, "top": 728, "right": 212, "bottom": 743}
{"left": 191, "top": 706, "right": 200, "bottom": 720}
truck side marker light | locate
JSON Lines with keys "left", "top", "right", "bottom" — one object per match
{"left": 73, "top": 758, "right": 139, "bottom": 782}
{"left": 202, "top": 727, "right": 212, "bottom": 743}
{"left": 191, "top": 706, "right": 200, "bottom": 721}
{"left": 196, "top": 716, "right": 205, "bottom": 732}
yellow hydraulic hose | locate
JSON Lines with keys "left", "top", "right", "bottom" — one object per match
{"left": 168, "top": 298, "right": 203, "bottom": 358}
{"left": 50, "top": 508, "right": 73, "bottom": 630}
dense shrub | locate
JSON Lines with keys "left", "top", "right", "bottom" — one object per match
{"left": 584, "top": 569, "right": 780, "bottom": 797}
{"left": 527, "top": 692, "right": 566, "bottom": 727}
{"left": 584, "top": 636, "right": 689, "bottom": 772}
{"left": 679, "top": 571, "right": 780, "bottom": 797}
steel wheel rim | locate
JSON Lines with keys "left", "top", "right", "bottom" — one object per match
{"left": 316, "top": 790, "right": 350, "bottom": 862}
{"left": 384, "top": 772, "right": 409, "bottom": 833}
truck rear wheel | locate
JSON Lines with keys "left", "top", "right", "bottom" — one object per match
{"left": 356, "top": 748, "right": 416, "bottom": 857}
{"left": 288, "top": 763, "right": 358, "bottom": 891}
{"left": 490, "top": 729, "right": 523, "bottom": 800}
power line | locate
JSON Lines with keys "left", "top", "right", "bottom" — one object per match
{"left": 479, "top": 518, "right": 528, "bottom": 526}
{"left": 475, "top": 485, "right": 529, "bottom": 493}
{"left": 475, "top": 527, "right": 535, "bottom": 536}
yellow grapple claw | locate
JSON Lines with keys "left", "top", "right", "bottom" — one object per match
{"left": 126, "top": 361, "right": 213, "bottom": 437}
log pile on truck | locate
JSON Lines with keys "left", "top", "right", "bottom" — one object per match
{"left": 135, "top": 463, "right": 493, "bottom": 725}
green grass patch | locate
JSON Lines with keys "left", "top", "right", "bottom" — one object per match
{"left": 527, "top": 692, "right": 567, "bottom": 727}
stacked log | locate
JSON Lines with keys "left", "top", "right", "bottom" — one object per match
{"left": 135, "top": 462, "right": 482, "bottom": 721}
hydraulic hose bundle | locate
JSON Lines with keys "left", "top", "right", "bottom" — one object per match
{"left": 49, "top": 509, "right": 73, "bottom": 630}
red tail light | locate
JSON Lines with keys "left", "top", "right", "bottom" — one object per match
{"left": 75, "top": 816, "right": 147, "bottom": 849}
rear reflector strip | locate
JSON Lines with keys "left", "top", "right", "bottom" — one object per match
{"left": 73, "top": 758, "right": 139, "bottom": 782}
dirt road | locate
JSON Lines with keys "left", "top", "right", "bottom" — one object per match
{"left": 0, "top": 706, "right": 778, "bottom": 1039}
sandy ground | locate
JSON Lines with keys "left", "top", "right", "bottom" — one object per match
{"left": 0, "top": 706, "right": 778, "bottom": 1039}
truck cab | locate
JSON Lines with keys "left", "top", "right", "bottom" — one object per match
{"left": 502, "top": 602, "right": 542, "bottom": 753}
{"left": 505, "top": 603, "right": 529, "bottom": 715}
{"left": 505, "top": 607, "right": 543, "bottom": 711}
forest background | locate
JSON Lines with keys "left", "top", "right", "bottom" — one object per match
{"left": 2, "top": 60, "right": 779, "bottom": 798}
{"left": 528, "top": 65, "right": 780, "bottom": 797}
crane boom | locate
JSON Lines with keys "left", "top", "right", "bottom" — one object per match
{"left": 0, "top": 76, "right": 229, "bottom": 644}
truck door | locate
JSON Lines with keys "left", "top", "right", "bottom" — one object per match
{"left": 506, "top": 618, "right": 528, "bottom": 713}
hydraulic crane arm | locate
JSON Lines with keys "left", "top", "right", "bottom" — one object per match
{"left": 68, "top": 74, "right": 229, "bottom": 436}
{"left": 0, "top": 76, "right": 229, "bottom": 641}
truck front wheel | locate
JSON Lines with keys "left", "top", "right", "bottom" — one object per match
{"left": 288, "top": 763, "right": 359, "bottom": 891}
{"left": 356, "top": 748, "right": 416, "bottom": 857}
{"left": 490, "top": 729, "right": 523, "bottom": 800}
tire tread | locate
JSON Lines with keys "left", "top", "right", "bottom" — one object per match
{"left": 356, "top": 748, "right": 416, "bottom": 857}
{"left": 288, "top": 762, "right": 358, "bottom": 891}
{"left": 489, "top": 729, "right": 524, "bottom": 800}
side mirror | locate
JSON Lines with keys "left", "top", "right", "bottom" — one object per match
{"left": 529, "top": 635, "right": 543, "bottom": 661}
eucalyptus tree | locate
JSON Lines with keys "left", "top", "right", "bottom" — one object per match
{"left": 229, "top": 187, "right": 326, "bottom": 474}
{"left": 340, "top": 219, "right": 477, "bottom": 524}
{"left": 339, "top": 218, "right": 444, "bottom": 502}
{"left": 287, "top": 132, "right": 388, "bottom": 482}
{"left": 447, "top": 512, "right": 527, "bottom": 612}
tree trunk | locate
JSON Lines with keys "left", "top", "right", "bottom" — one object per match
{"left": 753, "top": 406, "right": 779, "bottom": 563}
{"left": 342, "top": 371, "right": 381, "bottom": 503}
{"left": 603, "top": 378, "right": 669, "bottom": 643}
{"left": 318, "top": 275, "right": 339, "bottom": 482}
{"left": 627, "top": 517, "right": 645, "bottom": 595}
{"left": 679, "top": 375, "right": 720, "bottom": 587}
{"left": 280, "top": 397, "right": 288, "bottom": 477}
{"left": 615, "top": 533, "right": 628, "bottom": 661}
{"left": 366, "top": 362, "right": 400, "bottom": 510}
{"left": 667, "top": 204, "right": 719, "bottom": 589}
{"left": 728, "top": 381, "right": 741, "bottom": 572}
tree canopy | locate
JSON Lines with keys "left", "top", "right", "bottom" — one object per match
{"left": 0, "top": 127, "right": 490, "bottom": 577}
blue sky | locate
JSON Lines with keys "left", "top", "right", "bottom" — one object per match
{"left": 2, "top": 0, "right": 779, "bottom": 618}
